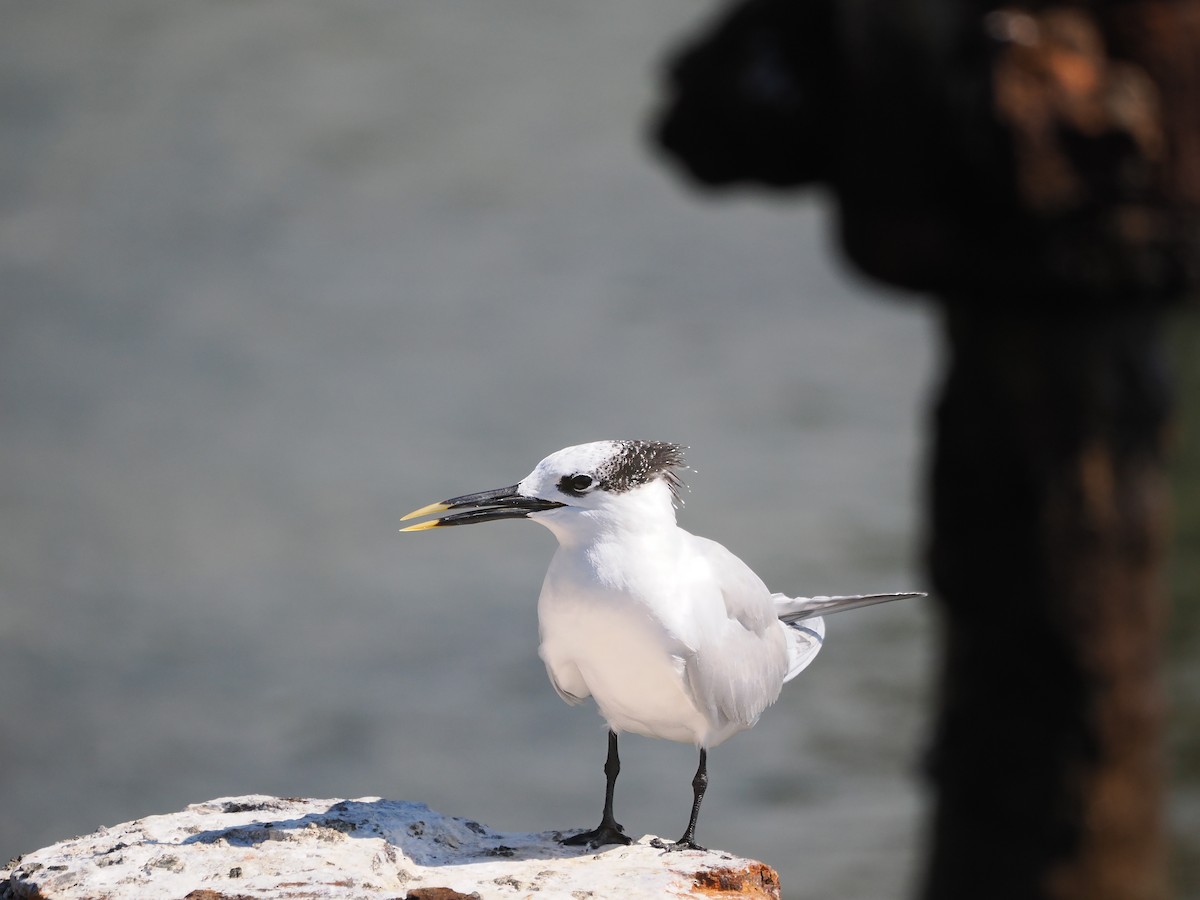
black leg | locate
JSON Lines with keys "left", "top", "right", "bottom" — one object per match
{"left": 651, "top": 748, "right": 708, "bottom": 852}
{"left": 561, "top": 730, "right": 633, "bottom": 848}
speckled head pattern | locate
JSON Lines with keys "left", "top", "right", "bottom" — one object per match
{"left": 593, "top": 440, "right": 688, "bottom": 503}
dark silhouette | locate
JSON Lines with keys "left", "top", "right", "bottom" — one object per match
{"left": 654, "top": 2, "right": 1200, "bottom": 897}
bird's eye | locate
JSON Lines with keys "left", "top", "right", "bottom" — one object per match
{"left": 558, "top": 474, "right": 594, "bottom": 496}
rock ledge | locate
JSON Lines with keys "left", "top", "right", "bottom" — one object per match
{"left": 0, "top": 795, "right": 780, "bottom": 899}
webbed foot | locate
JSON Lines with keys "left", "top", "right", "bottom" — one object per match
{"left": 650, "top": 836, "right": 706, "bottom": 852}
{"left": 561, "top": 821, "right": 632, "bottom": 848}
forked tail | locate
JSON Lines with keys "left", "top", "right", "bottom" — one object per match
{"left": 775, "top": 592, "right": 925, "bottom": 683}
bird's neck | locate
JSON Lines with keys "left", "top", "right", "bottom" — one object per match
{"left": 545, "top": 486, "right": 679, "bottom": 550}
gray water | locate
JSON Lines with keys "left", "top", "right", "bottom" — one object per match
{"left": 0, "top": 4, "right": 939, "bottom": 896}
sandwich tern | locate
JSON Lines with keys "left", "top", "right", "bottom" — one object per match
{"left": 401, "top": 440, "right": 922, "bottom": 851}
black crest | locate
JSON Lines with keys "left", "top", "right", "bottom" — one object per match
{"left": 595, "top": 441, "right": 688, "bottom": 503}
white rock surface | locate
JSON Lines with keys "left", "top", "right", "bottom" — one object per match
{"left": 0, "top": 796, "right": 781, "bottom": 900}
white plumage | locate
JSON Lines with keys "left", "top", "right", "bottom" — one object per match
{"left": 402, "top": 439, "right": 921, "bottom": 851}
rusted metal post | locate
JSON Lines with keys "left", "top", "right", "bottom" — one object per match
{"left": 925, "top": 307, "right": 1171, "bottom": 899}
{"left": 654, "top": 1, "right": 1200, "bottom": 897}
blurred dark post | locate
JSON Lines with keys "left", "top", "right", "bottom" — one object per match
{"left": 654, "top": 1, "right": 1200, "bottom": 898}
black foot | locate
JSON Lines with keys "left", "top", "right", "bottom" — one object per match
{"left": 561, "top": 822, "right": 632, "bottom": 848}
{"left": 650, "top": 837, "right": 706, "bottom": 853}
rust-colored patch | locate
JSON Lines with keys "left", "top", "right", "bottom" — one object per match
{"left": 404, "top": 888, "right": 482, "bottom": 900}
{"left": 692, "top": 862, "right": 781, "bottom": 899}
{"left": 989, "top": 6, "right": 1165, "bottom": 215}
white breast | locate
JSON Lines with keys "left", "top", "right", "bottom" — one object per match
{"left": 539, "top": 585, "right": 712, "bottom": 744}
{"left": 535, "top": 529, "right": 780, "bottom": 747}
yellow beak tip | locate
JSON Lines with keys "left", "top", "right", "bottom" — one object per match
{"left": 399, "top": 519, "right": 442, "bottom": 533}
{"left": 400, "top": 501, "right": 452, "bottom": 522}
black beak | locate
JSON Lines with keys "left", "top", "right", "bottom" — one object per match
{"left": 400, "top": 484, "right": 565, "bottom": 531}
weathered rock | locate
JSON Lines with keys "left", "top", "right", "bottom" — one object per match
{"left": 0, "top": 796, "right": 781, "bottom": 899}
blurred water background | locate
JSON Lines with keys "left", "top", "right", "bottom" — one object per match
{"left": 1, "top": 4, "right": 1195, "bottom": 897}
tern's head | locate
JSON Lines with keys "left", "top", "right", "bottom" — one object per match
{"left": 400, "top": 440, "right": 688, "bottom": 538}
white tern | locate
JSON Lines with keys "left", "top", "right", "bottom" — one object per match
{"left": 401, "top": 439, "right": 922, "bottom": 851}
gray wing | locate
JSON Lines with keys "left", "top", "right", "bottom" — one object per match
{"left": 682, "top": 535, "right": 789, "bottom": 734}
{"left": 689, "top": 536, "right": 778, "bottom": 632}
{"left": 774, "top": 592, "right": 925, "bottom": 623}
